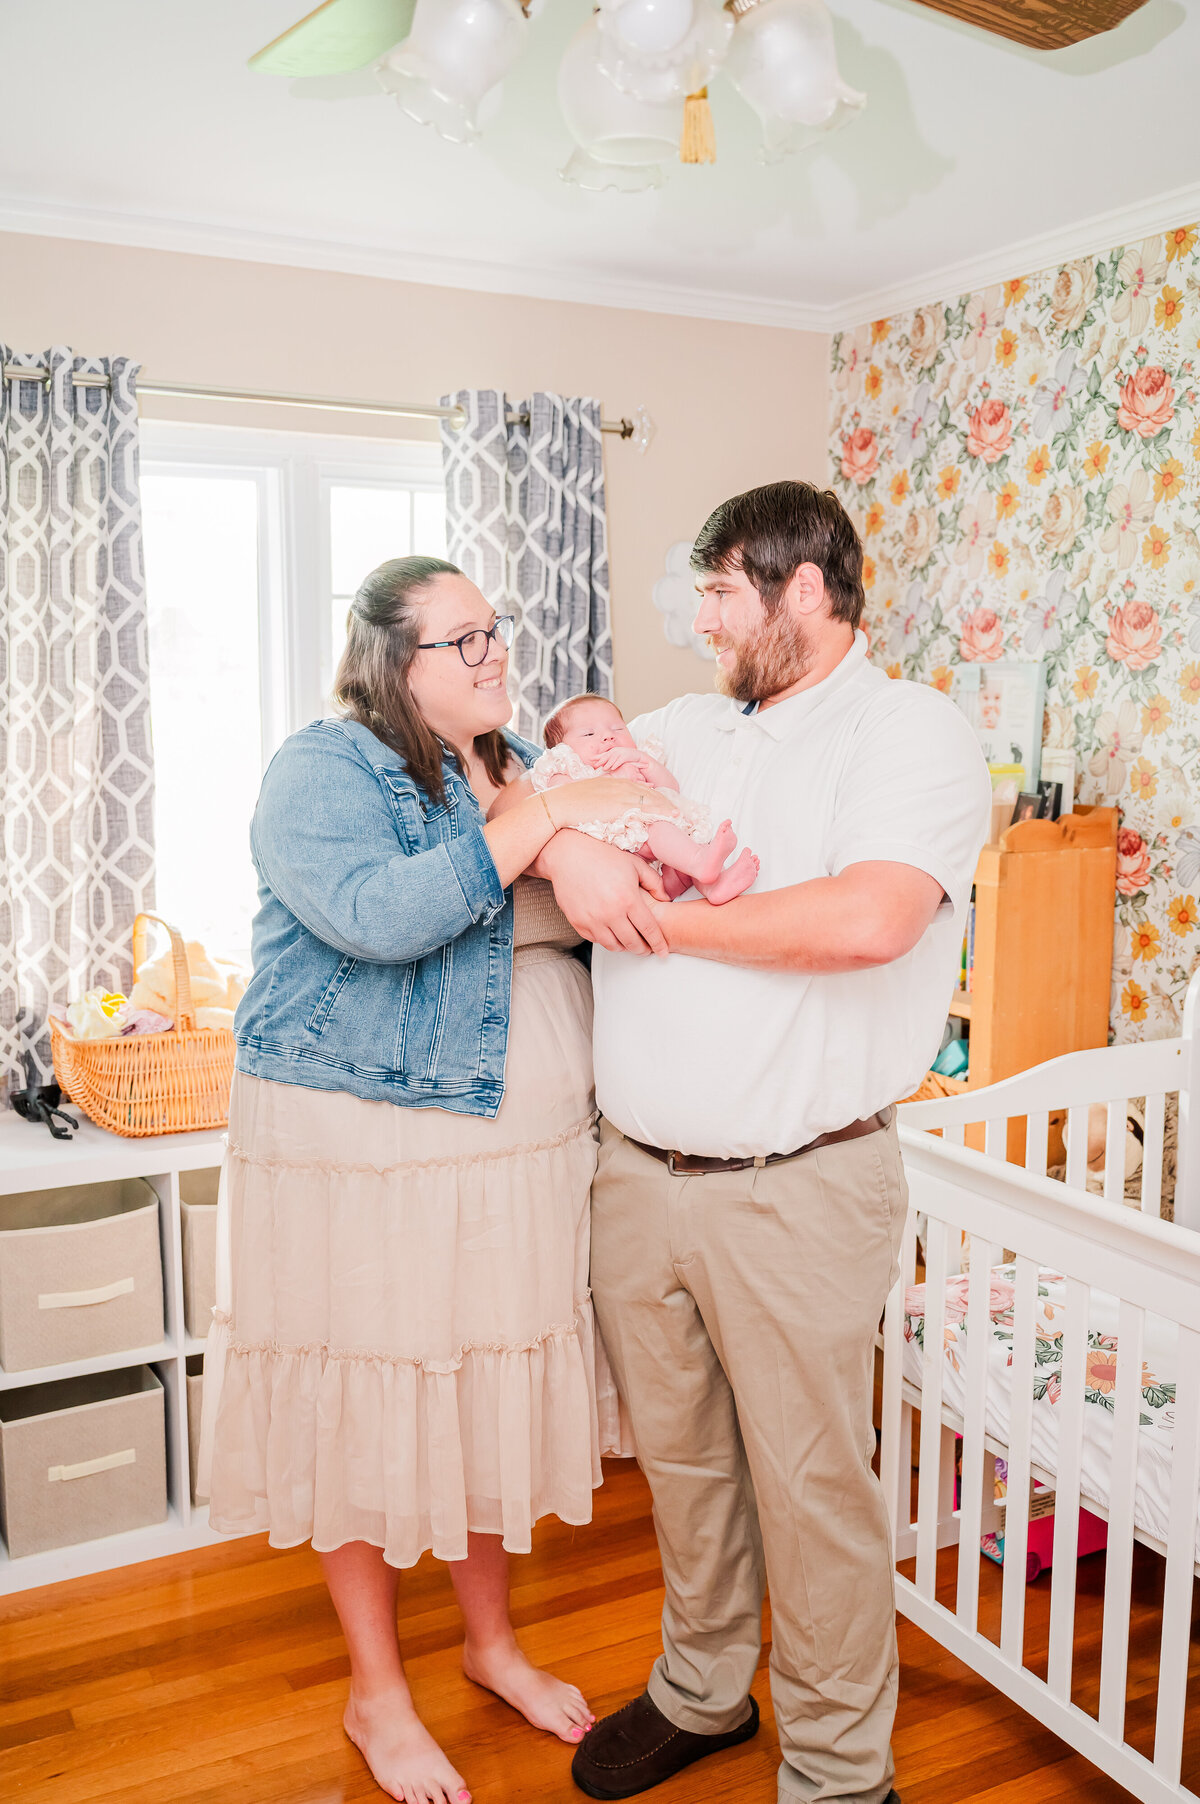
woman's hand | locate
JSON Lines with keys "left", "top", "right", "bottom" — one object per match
{"left": 542, "top": 777, "right": 679, "bottom": 830}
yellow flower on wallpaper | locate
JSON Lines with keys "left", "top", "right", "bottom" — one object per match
{"left": 863, "top": 556, "right": 876, "bottom": 588}
{"left": 995, "top": 329, "right": 1018, "bottom": 368}
{"left": 1083, "top": 440, "right": 1110, "bottom": 479}
{"left": 864, "top": 502, "right": 884, "bottom": 535}
{"left": 1074, "top": 666, "right": 1099, "bottom": 700}
{"left": 1025, "top": 444, "right": 1051, "bottom": 486}
{"left": 886, "top": 662, "right": 902, "bottom": 679}
{"left": 871, "top": 317, "right": 890, "bottom": 343}
{"left": 996, "top": 482, "right": 1019, "bottom": 521}
{"left": 930, "top": 666, "right": 954, "bottom": 693}
{"left": 1165, "top": 224, "right": 1197, "bottom": 262}
{"left": 865, "top": 364, "right": 883, "bottom": 399}
{"left": 1142, "top": 694, "right": 1172, "bottom": 735}
{"left": 987, "top": 540, "right": 1010, "bottom": 576}
{"left": 1121, "top": 979, "right": 1148, "bottom": 1022}
{"left": 936, "top": 466, "right": 961, "bottom": 500}
{"left": 1004, "top": 277, "right": 1029, "bottom": 304}
{"left": 1131, "top": 922, "right": 1161, "bottom": 962}
{"left": 890, "top": 471, "right": 910, "bottom": 505}
{"left": 1155, "top": 285, "right": 1184, "bottom": 330}
{"left": 1154, "top": 458, "right": 1185, "bottom": 503}
{"left": 1168, "top": 894, "right": 1199, "bottom": 936}
{"left": 1130, "top": 756, "right": 1158, "bottom": 800}
{"left": 1179, "top": 662, "right": 1200, "bottom": 705}
{"left": 1142, "top": 525, "right": 1171, "bottom": 568}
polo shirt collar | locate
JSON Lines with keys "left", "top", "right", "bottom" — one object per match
{"left": 716, "top": 631, "right": 870, "bottom": 738}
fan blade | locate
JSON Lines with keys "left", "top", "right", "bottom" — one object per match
{"left": 249, "top": 0, "right": 416, "bottom": 77}
{"left": 909, "top": 0, "right": 1149, "bottom": 49}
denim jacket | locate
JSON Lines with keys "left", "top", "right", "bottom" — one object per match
{"left": 234, "top": 717, "right": 540, "bottom": 1115}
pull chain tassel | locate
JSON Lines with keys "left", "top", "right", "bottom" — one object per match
{"left": 680, "top": 88, "right": 716, "bottom": 164}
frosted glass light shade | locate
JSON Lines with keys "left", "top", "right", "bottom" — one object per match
{"left": 726, "top": 0, "right": 864, "bottom": 161}
{"left": 378, "top": 0, "right": 528, "bottom": 142}
{"left": 558, "top": 16, "right": 682, "bottom": 188}
{"left": 597, "top": 0, "right": 732, "bottom": 103}
{"left": 601, "top": 0, "right": 694, "bottom": 58}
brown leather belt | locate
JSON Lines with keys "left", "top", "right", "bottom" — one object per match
{"left": 626, "top": 1111, "right": 890, "bottom": 1178}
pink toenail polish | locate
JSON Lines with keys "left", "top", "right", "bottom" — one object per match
{"left": 459, "top": 1792, "right": 471, "bottom": 1801}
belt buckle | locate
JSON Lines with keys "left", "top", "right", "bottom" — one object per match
{"left": 667, "top": 1151, "right": 682, "bottom": 1177}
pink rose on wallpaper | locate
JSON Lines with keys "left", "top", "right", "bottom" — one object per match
{"left": 966, "top": 398, "right": 1013, "bottom": 463}
{"left": 959, "top": 606, "right": 1005, "bottom": 662}
{"left": 1116, "top": 827, "right": 1152, "bottom": 896}
{"left": 1117, "top": 366, "right": 1175, "bottom": 438}
{"left": 840, "top": 427, "right": 879, "bottom": 486}
{"left": 1106, "top": 598, "right": 1164, "bottom": 670}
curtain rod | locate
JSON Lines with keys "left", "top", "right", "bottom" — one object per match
{"left": 0, "top": 368, "right": 641, "bottom": 439}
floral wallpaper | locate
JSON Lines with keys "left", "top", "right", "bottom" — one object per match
{"left": 829, "top": 223, "right": 1200, "bottom": 1043}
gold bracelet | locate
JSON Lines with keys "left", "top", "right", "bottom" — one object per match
{"left": 538, "top": 791, "right": 558, "bottom": 833}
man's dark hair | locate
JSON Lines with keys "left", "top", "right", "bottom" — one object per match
{"left": 689, "top": 480, "right": 864, "bottom": 629}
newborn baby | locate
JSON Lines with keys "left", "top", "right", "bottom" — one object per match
{"left": 533, "top": 693, "right": 758, "bottom": 904}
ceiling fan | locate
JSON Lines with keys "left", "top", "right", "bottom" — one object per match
{"left": 249, "top": 0, "right": 1150, "bottom": 72}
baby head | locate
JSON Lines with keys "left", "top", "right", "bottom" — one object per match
{"left": 543, "top": 694, "right": 636, "bottom": 766}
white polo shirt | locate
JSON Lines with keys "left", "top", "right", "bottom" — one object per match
{"left": 591, "top": 634, "right": 992, "bottom": 1158}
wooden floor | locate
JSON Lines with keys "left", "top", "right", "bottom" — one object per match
{"left": 0, "top": 1460, "right": 1187, "bottom": 1804}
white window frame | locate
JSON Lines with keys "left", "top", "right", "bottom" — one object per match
{"left": 140, "top": 419, "right": 446, "bottom": 760}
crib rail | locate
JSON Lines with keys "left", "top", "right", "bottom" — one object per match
{"left": 899, "top": 965, "right": 1200, "bottom": 1228}
{"left": 886, "top": 1127, "right": 1200, "bottom": 1803}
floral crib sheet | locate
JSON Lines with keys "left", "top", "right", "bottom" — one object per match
{"left": 901, "top": 1265, "right": 1190, "bottom": 1556}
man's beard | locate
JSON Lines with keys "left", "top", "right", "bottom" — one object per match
{"left": 710, "top": 608, "right": 813, "bottom": 704}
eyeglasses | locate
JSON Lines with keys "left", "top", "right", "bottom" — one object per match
{"left": 416, "top": 613, "right": 516, "bottom": 668}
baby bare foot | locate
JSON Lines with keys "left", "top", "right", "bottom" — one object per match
{"left": 702, "top": 847, "right": 760, "bottom": 905}
{"left": 694, "top": 818, "right": 738, "bottom": 882}
{"left": 344, "top": 1690, "right": 470, "bottom": 1804}
{"left": 462, "top": 1639, "right": 595, "bottom": 1745}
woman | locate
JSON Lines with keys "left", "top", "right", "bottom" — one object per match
{"left": 199, "top": 556, "right": 665, "bottom": 1804}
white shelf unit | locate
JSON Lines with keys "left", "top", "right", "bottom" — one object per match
{"left": 0, "top": 1112, "right": 241, "bottom": 1595}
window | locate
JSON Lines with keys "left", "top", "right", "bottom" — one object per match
{"left": 140, "top": 422, "right": 445, "bottom": 961}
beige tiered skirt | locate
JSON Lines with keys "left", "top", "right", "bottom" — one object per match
{"left": 199, "top": 941, "right": 625, "bottom": 1567}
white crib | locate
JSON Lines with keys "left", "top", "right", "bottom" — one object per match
{"left": 885, "top": 970, "right": 1200, "bottom": 1803}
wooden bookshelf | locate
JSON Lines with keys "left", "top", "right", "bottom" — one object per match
{"left": 954, "top": 804, "right": 1118, "bottom": 1091}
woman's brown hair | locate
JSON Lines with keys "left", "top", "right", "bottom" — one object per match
{"left": 332, "top": 555, "right": 511, "bottom": 805}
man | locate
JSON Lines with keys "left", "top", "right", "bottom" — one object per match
{"left": 570, "top": 481, "right": 991, "bottom": 1804}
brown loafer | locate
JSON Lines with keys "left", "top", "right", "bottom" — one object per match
{"left": 571, "top": 1689, "right": 760, "bottom": 1799}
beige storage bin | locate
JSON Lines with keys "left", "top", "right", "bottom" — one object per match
{"left": 185, "top": 1353, "right": 208, "bottom": 1505}
{"left": 0, "top": 1180, "right": 164, "bottom": 1373}
{"left": 180, "top": 1170, "right": 219, "bottom": 1340}
{"left": 0, "top": 1366, "right": 167, "bottom": 1559}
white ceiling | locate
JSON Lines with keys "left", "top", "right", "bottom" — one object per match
{"left": 1, "top": 0, "right": 1197, "bottom": 329}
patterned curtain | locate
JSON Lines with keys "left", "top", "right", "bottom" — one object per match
{"left": 0, "top": 347, "right": 155, "bottom": 1100}
{"left": 440, "top": 390, "right": 612, "bottom": 740}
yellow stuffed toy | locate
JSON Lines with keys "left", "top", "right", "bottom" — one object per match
{"left": 130, "top": 939, "right": 246, "bottom": 1031}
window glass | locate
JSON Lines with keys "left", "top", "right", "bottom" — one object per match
{"left": 142, "top": 472, "right": 263, "bottom": 963}
{"left": 329, "top": 483, "right": 447, "bottom": 674}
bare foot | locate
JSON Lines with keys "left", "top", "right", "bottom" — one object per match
{"left": 699, "top": 847, "right": 760, "bottom": 905}
{"left": 344, "top": 1690, "right": 470, "bottom": 1804}
{"left": 463, "top": 1638, "right": 595, "bottom": 1745}
{"left": 688, "top": 819, "right": 738, "bottom": 886}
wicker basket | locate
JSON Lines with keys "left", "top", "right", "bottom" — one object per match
{"left": 50, "top": 915, "right": 236, "bottom": 1138}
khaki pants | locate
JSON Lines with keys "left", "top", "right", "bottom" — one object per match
{"left": 590, "top": 1115, "right": 908, "bottom": 1804}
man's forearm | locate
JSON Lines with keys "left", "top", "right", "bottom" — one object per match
{"left": 655, "top": 864, "right": 944, "bottom": 973}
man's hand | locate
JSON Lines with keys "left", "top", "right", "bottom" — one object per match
{"left": 533, "top": 835, "right": 670, "bottom": 955}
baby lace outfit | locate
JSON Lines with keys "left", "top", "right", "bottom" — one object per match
{"left": 530, "top": 738, "right": 713, "bottom": 854}
{"left": 200, "top": 879, "right": 628, "bottom": 1566}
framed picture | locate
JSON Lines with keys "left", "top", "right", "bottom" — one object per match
{"left": 950, "top": 661, "right": 1047, "bottom": 790}
{"left": 1013, "top": 791, "right": 1045, "bottom": 823}
{"left": 1038, "top": 778, "right": 1064, "bottom": 821}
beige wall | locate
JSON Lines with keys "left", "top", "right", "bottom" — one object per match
{"left": 0, "top": 231, "right": 829, "bottom": 718}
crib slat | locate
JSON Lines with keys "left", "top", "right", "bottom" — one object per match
{"left": 1154, "top": 1324, "right": 1200, "bottom": 1780}
{"left": 880, "top": 1210, "right": 919, "bottom": 1545}
{"left": 999, "top": 1256, "right": 1038, "bottom": 1667}
{"left": 1098, "top": 1299, "right": 1145, "bottom": 1742}
{"left": 1103, "top": 1100, "right": 1128, "bottom": 1205}
{"left": 1064, "top": 1107, "right": 1089, "bottom": 1191}
{"left": 983, "top": 1118, "right": 1006, "bottom": 1162}
{"left": 915, "top": 1216, "right": 950, "bottom": 1599}
{"left": 955, "top": 1235, "right": 997, "bottom": 1633}
{"left": 1047, "top": 1276, "right": 1090, "bottom": 1702}
{"left": 1141, "top": 1091, "right": 1166, "bottom": 1217}
{"left": 943, "top": 1121, "right": 965, "bottom": 1147}
{"left": 1024, "top": 1111, "right": 1049, "bottom": 1178}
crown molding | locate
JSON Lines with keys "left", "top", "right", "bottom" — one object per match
{"left": 0, "top": 196, "right": 830, "bottom": 334}
{"left": 831, "top": 180, "right": 1200, "bottom": 330}
{"left": 4, "top": 179, "right": 1200, "bottom": 339}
